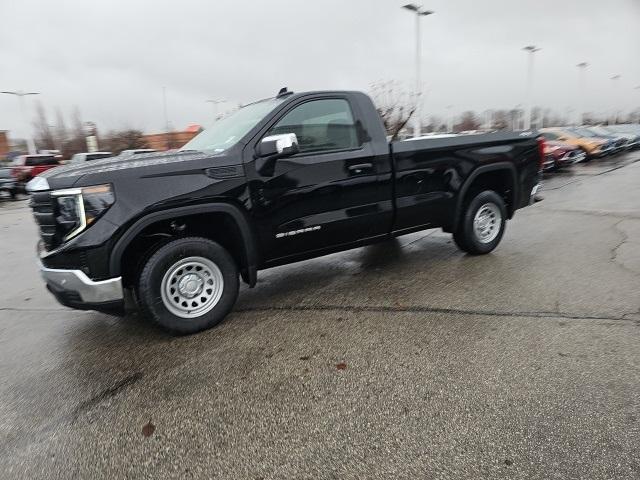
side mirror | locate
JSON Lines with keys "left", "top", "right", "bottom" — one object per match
{"left": 256, "top": 133, "right": 299, "bottom": 158}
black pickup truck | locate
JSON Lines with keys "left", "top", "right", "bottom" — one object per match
{"left": 28, "top": 89, "right": 543, "bottom": 334}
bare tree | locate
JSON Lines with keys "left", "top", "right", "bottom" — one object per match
{"left": 454, "top": 111, "right": 482, "bottom": 132}
{"left": 491, "top": 110, "right": 510, "bottom": 130}
{"left": 65, "top": 106, "right": 87, "bottom": 156}
{"left": 101, "top": 129, "right": 148, "bottom": 154}
{"left": 369, "top": 80, "right": 416, "bottom": 140}
{"left": 54, "top": 107, "right": 68, "bottom": 155}
{"left": 425, "top": 115, "right": 445, "bottom": 133}
{"left": 32, "top": 101, "right": 55, "bottom": 151}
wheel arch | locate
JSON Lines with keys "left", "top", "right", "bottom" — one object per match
{"left": 109, "top": 203, "right": 259, "bottom": 287}
{"left": 451, "top": 162, "right": 518, "bottom": 232}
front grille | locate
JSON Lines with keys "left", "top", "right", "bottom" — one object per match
{"left": 30, "top": 191, "right": 60, "bottom": 251}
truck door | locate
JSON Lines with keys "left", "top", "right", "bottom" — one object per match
{"left": 246, "top": 96, "right": 389, "bottom": 262}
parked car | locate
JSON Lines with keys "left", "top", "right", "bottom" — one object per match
{"left": 0, "top": 167, "right": 18, "bottom": 199}
{"left": 542, "top": 141, "right": 585, "bottom": 171}
{"left": 28, "top": 89, "right": 543, "bottom": 334}
{"left": 567, "top": 127, "right": 621, "bottom": 155}
{"left": 117, "top": 149, "right": 156, "bottom": 158}
{"left": 591, "top": 125, "right": 640, "bottom": 150}
{"left": 39, "top": 149, "right": 63, "bottom": 160}
{"left": 11, "top": 154, "right": 60, "bottom": 187}
{"left": 539, "top": 128, "right": 608, "bottom": 159}
{"left": 608, "top": 124, "right": 640, "bottom": 136}
{"left": 577, "top": 126, "right": 628, "bottom": 153}
{"left": 70, "top": 152, "right": 114, "bottom": 163}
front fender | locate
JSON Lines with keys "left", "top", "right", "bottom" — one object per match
{"left": 109, "top": 203, "right": 259, "bottom": 287}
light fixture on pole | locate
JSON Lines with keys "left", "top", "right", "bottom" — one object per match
{"left": 522, "top": 45, "right": 540, "bottom": 130}
{"left": 576, "top": 62, "right": 589, "bottom": 124}
{"left": 206, "top": 99, "right": 227, "bottom": 121}
{"left": 1, "top": 90, "right": 40, "bottom": 154}
{"left": 402, "top": 4, "right": 434, "bottom": 138}
{"left": 610, "top": 75, "right": 621, "bottom": 124}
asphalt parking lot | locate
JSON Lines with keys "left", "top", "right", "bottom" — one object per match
{"left": 1, "top": 153, "right": 639, "bottom": 479}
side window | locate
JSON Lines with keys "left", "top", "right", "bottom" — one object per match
{"left": 45, "top": 156, "right": 58, "bottom": 165}
{"left": 25, "top": 157, "right": 37, "bottom": 166}
{"left": 266, "top": 99, "right": 361, "bottom": 154}
{"left": 543, "top": 132, "right": 558, "bottom": 140}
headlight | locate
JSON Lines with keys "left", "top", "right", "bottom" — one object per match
{"left": 52, "top": 184, "right": 115, "bottom": 241}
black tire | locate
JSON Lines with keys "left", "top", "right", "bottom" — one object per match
{"left": 453, "top": 190, "right": 507, "bottom": 255}
{"left": 579, "top": 147, "right": 591, "bottom": 162}
{"left": 137, "top": 237, "right": 239, "bottom": 334}
{"left": 10, "top": 189, "right": 17, "bottom": 200}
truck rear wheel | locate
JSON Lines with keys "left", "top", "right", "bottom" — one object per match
{"left": 137, "top": 237, "right": 239, "bottom": 334}
{"left": 453, "top": 190, "right": 506, "bottom": 255}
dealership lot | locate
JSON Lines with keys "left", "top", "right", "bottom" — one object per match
{"left": 1, "top": 153, "right": 640, "bottom": 479}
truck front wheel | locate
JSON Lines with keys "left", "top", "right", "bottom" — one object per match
{"left": 137, "top": 237, "right": 239, "bottom": 334}
{"left": 453, "top": 190, "right": 506, "bottom": 255}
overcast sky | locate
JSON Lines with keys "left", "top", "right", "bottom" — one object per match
{"left": 1, "top": 0, "right": 639, "bottom": 138}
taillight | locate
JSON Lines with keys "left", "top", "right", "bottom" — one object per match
{"left": 536, "top": 136, "right": 546, "bottom": 172}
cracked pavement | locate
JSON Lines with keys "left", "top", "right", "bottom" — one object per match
{"left": 1, "top": 152, "right": 639, "bottom": 479}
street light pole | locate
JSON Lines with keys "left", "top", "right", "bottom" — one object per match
{"left": 1, "top": 90, "right": 40, "bottom": 154}
{"left": 522, "top": 45, "right": 540, "bottom": 130}
{"left": 610, "top": 75, "right": 621, "bottom": 125}
{"left": 402, "top": 4, "right": 434, "bottom": 138}
{"left": 576, "top": 62, "right": 588, "bottom": 124}
{"left": 635, "top": 86, "right": 640, "bottom": 123}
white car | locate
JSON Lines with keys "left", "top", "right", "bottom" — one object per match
{"left": 118, "top": 149, "right": 157, "bottom": 158}
{"left": 70, "top": 152, "right": 114, "bottom": 163}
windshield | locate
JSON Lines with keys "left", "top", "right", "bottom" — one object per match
{"left": 182, "top": 97, "right": 285, "bottom": 153}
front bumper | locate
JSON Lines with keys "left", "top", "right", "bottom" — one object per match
{"left": 40, "top": 264, "right": 124, "bottom": 315}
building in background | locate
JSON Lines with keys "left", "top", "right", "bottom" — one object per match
{"left": 143, "top": 124, "right": 202, "bottom": 151}
{"left": 0, "top": 131, "right": 9, "bottom": 160}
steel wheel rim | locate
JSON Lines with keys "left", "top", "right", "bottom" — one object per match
{"left": 160, "top": 256, "right": 224, "bottom": 319}
{"left": 473, "top": 202, "right": 501, "bottom": 244}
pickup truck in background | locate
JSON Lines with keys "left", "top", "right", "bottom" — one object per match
{"left": 28, "top": 89, "right": 543, "bottom": 334}
{"left": 11, "top": 154, "right": 60, "bottom": 188}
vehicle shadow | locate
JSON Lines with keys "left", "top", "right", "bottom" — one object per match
{"left": 235, "top": 231, "right": 457, "bottom": 309}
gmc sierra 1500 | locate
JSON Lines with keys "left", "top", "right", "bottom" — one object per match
{"left": 28, "top": 89, "right": 543, "bottom": 334}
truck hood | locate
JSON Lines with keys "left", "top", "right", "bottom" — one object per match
{"left": 38, "top": 150, "right": 241, "bottom": 190}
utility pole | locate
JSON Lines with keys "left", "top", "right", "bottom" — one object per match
{"left": 162, "top": 86, "right": 172, "bottom": 150}
{"left": 206, "top": 99, "right": 227, "bottom": 121}
{"left": 402, "top": 4, "right": 434, "bottom": 138}
{"left": 610, "top": 75, "right": 621, "bottom": 125}
{"left": 1, "top": 90, "right": 40, "bottom": 154}
{"left": 576, "top": 62, "right": 588, "bottom": 125}
{"left": 523, "top": 45, "right": 540, "bottom": 130}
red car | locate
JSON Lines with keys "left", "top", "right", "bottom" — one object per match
{"left": 11, "top": 154, "right": 61, "bottom": 185}
{"left": 542, "top": 141, "right": 586, "bottom": 171}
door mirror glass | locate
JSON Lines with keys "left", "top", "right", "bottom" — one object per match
{"left": 257, "top": 133, "right": 299, "bottom": 158}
